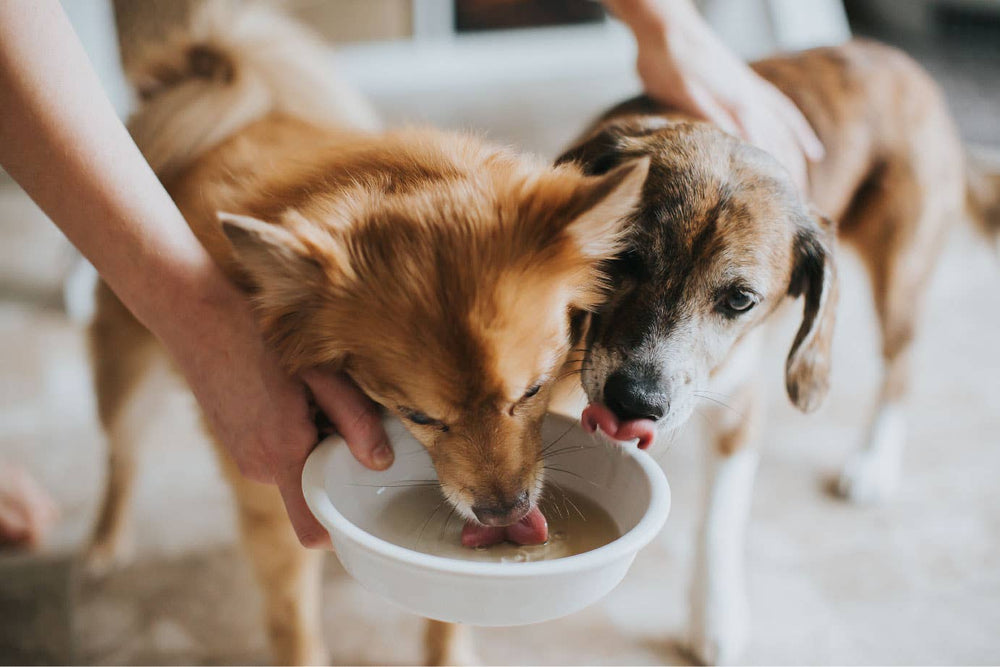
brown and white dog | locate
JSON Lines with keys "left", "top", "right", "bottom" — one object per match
{"left": 558, "top": 39, "right": 1000, "bottom": 664}
{"left": 86, "top": 4, "right": 647, "bottom": 664}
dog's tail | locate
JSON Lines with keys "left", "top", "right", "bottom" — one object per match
{"left": 126, "top": 0, "right": 377, "bottom": 179}
{"left": 966, "top": 152, "right": 1000, "bottom": 253}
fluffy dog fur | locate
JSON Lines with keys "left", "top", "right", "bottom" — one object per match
{"left": 86, "top": 4, "right": 647, "bottom": 664}
{"left": 558, "top": 39, "right": 1000, "bottom": 664}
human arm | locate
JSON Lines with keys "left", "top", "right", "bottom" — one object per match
{"left": 604, "top": 0, "right": 824, "bottom": 188}
{"left": 0, "top": 0, "right": 392, "bottom": 548}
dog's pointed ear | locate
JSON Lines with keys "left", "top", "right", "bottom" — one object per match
{"left": 561, "top": 157, "right": 650, "bottom": 263}
{"left": 219, "top": 211, "right": 351, "bottom": 372}
{"left": 219, "top": 211, "right": 324, "bottom": 289}
{"left": 785, "top": 214, "right": 839, "bottom": 412}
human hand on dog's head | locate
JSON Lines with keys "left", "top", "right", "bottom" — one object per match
{"left": 609, "top": 0, "right": 824, "bottom": 191}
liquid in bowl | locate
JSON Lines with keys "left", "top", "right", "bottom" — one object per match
{"left": 370, "top": 486, "right": 620, "bottom": 562}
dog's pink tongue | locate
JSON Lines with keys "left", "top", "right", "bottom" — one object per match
{"left": 460, "top": 507, "right": 548, "bottom": 548}
{"left": 581, "top": 403, "right": 657, "bottom": 449}
{"left": 505, "top": 506, "right": 548, "bottom": 545}
{"left": 460, "top": 522, "right": 505, "bottom": 548}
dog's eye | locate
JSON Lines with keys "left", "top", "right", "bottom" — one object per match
{"left": 508, "top": 382, "right": 545, "bottom": 415}
{"left": 719, "top": 288, "right": 759, "bottom": 316}
{"left": 399, "top": 407, "right": 450, "bottom": 432}
{"left": 408, "top": 411, "right": 435, "bottom": 425}
{"left": 522, "top": 383, "right": 542, "bottom": 400}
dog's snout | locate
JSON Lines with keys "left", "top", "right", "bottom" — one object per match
{"left": 604, "top": 370, "right": 668, "bottom": 422}
{"left": 472, "top": 490, "right": 530, "bottom": 526}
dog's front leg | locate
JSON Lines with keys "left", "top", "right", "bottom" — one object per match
{"left": 424, "top": 621, "right": 477, "bottom": 666}
{"left": 687, "top": 389, "right": 762, "bottom": 666}
{"left": 218, "top": 453, "right": 327, "bottom": 665}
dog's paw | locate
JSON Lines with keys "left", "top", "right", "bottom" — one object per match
{"left": 84, "top": 535, "right": 135, "bottom": 577}
{"left": 686, "top": 615, "right": 748, "bottom": 666}
{"left": 837, "top": 448, "right": 900, "bottom": 504}
{"left": 837, "top": 405, "right": 905, "bottom": 504}
{"left": 686, "top": 591, "right": 749, "bottom": 666}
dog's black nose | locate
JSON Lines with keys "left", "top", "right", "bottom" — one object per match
{"left": 472, "top": 490, "right": 530, "bottom": 526}
{"left": 603, "top": 370, "right": 668, "bottom": 422}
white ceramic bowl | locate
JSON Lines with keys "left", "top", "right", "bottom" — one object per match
{"left": 302, "top": 412, "right": 670, "bottom": 626}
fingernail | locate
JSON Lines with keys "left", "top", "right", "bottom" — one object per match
{"left": 373, "top": 442, "right": 394, "bottom": 468}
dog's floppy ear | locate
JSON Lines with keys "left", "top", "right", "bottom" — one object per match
{"left": 785, "top": 214, "right": 839, "bottom": 412}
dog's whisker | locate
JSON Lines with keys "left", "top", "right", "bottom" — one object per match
{"left": 540, "top": 485, "right": 567, "bottom": 520}
{"left": 546, "top": 478, "right": 573, "bottom": 520}
{"left": 693, "top": 393, "right": 743, "bottom": 416}
{"left": 562, "top": 491, "right": 586, "bottom": 522}
{"left": 543, "top": 465, "right": 604, "bottom": 488}
{"left": 555, "top": 365, "right": 591, "bottom": 373}
{"left": 542, "top": 443, "right": 597, "bottom": 461}
{"left": 554, "top": 368, "right": 592, "bottom": 382}
{"left": 542, "top": 445, "right": 588, "bottom": 459}
{"left": 654, "top": 427, "right": 679, "bottom": 463}
{"left": 539, "top": 422, "right": 577, "bottom": 457}
{"left": 549, "top": 478, "right": 587, "bottom": 522}
{"left": 694, "top": 389, "right": 734, "bottom": 399}
{"left": 414, "top": 496, "right": 448, "bottom": 547}
{"left": 438, "top": 503, "right": 459, "bottom": 541}
{"left": 692, "top": 407, "right": 714, "bottom": 429}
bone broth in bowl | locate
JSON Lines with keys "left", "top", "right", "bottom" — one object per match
{"left": 302, "top": 413, "right": 670, "bottom": 626}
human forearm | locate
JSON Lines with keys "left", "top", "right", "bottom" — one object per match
{"left": 603, "top": 0, "right": 701, "bottom": 47}
{"left": 0, "top": 0, "right": 227, "bottom": 340}
{"left": 0, "top": 0, "right": 392, "bottom": 549}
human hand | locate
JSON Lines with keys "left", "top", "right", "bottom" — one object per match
{"left": 161, "top": 276, "right": 393, "bottom": 548}
{"left": 0, "top": 463, "right": 59, "bottom": 549}
{"left": 626, "top": 1, "right": 824, "bottom": 189}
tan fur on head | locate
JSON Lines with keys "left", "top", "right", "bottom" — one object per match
{"left": 558, "top": 113, "right": 841, "bottom": 430}
{"left": 214, "top": 130, "right": 648, "bottom": 517}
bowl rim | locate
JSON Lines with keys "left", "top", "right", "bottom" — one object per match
{"left": 303, "top": 413, "right": 670, "bottom": 578}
